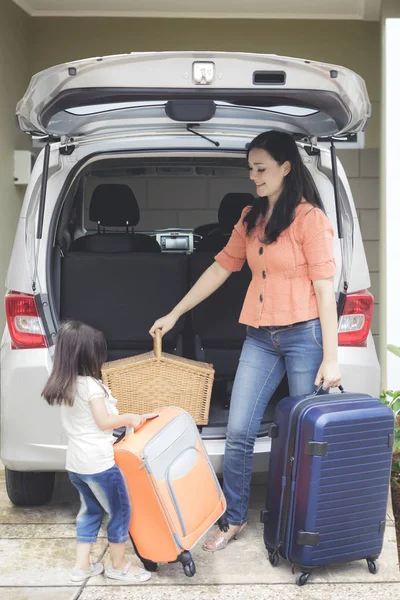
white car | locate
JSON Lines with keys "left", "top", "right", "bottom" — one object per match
{"left": 1, "top": 52, "right": 378, "bottom": 506}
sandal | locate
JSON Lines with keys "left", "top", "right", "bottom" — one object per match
{"left": 105, "top": 560, "right": 151, "bottom": 582}
{"left": 70, "top": 561, "right": 104, "bottom": 582}
{"left": 202, "top": 522, "right": 247, "bottom": 552}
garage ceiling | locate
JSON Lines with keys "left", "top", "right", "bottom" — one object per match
{"left": 13, "top": 0, "right": 382, "bottom": 20}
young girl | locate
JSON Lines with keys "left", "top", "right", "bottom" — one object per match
{"left": 150, "top": 130, "right": 341, "bottom": 552}
{"left": 42, "top": 320, "right": 151, "bottom": 583}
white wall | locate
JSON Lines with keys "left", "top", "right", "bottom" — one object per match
{"left": 382, "top": 17, "right": 400, "bottom": 388}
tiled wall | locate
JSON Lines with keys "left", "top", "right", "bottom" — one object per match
{"left": 337, "top": 149, "right": 380, "bottom": 354}
{"left": 85, "top": 169, "right": 254, "bottom": 231}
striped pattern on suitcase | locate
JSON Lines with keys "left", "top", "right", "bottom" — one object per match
{"left": 262, "top": 392, "right": 394, "bottom": 585}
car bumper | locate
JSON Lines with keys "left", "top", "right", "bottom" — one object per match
{"left": 1, "top": 334, "right": 380, "bottom": 473}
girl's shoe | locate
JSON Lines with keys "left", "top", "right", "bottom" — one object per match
{"left": 105, "top": 561, "right": 151, "bottom": 582}
{"left": 202, "top": 522, "right": 247, "bottom": 552}
{"left": 70, "top": 561, "right": 104, "bottom": 582}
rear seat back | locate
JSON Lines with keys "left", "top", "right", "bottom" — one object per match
{"left": 195, "top": 192, "right": 254, "bottom": 253}
{"left": 70, "top": 183, "right": 160, "bottom": 253}
{"left": 189, "top": 253, "right": 251, "bottom": 378}
{"left": 60, "top": 252, "right": 187, "bottom": 360}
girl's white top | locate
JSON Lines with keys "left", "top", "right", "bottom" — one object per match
{"left": 61, "top": 376, "right": 118, "bottom": 474}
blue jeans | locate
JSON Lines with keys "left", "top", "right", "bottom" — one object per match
{"left": 69, "top": 464, "right": 131, "bottom": 544}
{"left": 223, "top": 318, "right": 327, "bottom": 526}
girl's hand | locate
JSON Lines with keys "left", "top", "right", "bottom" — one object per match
{"left": 315, "top": 361, "right": 342, "bottom": 391}
{"left": 149, "top": 312, "right": 178, "bottom": 338}
{"left": 128, "top": 413, "right": 147, "bottom": 431}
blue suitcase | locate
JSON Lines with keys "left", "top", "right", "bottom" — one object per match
{"left": 261, "top": 390, "right": 394, "bottom": 586}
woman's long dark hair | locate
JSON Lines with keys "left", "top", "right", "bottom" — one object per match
{"left": 244, "top": 131, "right": 324, "bottom": 243}
{"left": 42, "top": 321, "right": 107, "bottom": 407}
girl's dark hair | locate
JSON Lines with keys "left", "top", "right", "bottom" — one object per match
{"left": 244, "top": 131, "right": 324, "bottom": 243}
{"left": 42, "top": 321, "right": 107, "bottom": 407}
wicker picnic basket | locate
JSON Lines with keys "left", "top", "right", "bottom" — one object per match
{"left": 101, "top": 329, "right": 215, "bottom": 425}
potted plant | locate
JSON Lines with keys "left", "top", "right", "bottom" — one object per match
{"left": 380, "top": 344, "right": 400, "bottom": 561}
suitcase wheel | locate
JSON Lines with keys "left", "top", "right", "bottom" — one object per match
{"left": 367, "top": 559, "right": 379, "bottom": 575}
{"left": 218, "top": 514, "right": 229, "bottom": 533}
{"left": 178, "top": 550, "right": 196, "bottom": 578}
{"left": 142, "top": 559, "right": 158, "bottom": 572}
{"left": 183, "top": 561, "right": 196, "bottom": 577}
{"left": 129, "top": 534, "right": 158, "bottom": 572}
{"left": 296, "top": 572, "right": 311, "bottom": 586}
{"left": 267, "top": 549, "right": 280, "bottom": 567}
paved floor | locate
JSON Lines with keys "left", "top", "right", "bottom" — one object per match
{"left": 0, "top": 468, "right": 399, "bottom": 600}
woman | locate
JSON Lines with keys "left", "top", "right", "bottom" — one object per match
{"left": 149, "top": 130, "right": 341, "bottom": 552}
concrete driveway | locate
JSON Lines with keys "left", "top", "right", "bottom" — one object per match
{"left": 1, "top": 466, "right": 400, "bottom": 600}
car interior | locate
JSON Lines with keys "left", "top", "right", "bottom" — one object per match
{"left": 52, "top": 154, "right": 335, "bottom": 430}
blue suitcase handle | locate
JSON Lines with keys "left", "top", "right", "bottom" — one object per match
{"left": 313, "top": 384, "right": 345, "bottom": 395}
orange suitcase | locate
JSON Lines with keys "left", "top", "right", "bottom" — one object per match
{"left": 114, "top": 406, "right": 226, "bottom": 577}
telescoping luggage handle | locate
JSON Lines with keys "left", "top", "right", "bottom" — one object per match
{"left": 125, "top": 413, "right": 160, "bottom": 436}
{"left": 113, "top": 416, "right": 160, "bottom": 442}
{"left": 112, "top": 426, "right": 135, "bottom": 442}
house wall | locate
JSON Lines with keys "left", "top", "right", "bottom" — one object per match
{"left": 0, "top": 0, "right": 31, "bottom": 329}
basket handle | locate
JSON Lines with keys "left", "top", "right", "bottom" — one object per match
{"left": 154, "top": 328, "right": 163, "bottom": 359}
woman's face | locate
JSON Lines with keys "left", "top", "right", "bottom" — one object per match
{"left": 248, "top": 148, "right": 290, "bottom": 202}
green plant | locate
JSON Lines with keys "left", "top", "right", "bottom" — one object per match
{"left": 380, "top": 390, "right": 400, "bottom": 471}
{"left": 387, "top": 344, "right": 400, "bottom": 359}
{"left": 380, "top": 344, "right": 400, "bottom": 477}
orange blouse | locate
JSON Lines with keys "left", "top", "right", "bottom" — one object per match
{"left": 214, "top": 201, "right": 336, "bottom": 327}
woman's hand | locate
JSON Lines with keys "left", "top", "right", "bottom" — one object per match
{"left": 315, "top": 361, "right": 342, "bottom": 391}
{"left": 149, "top": 312, "right": 178, "bottom": 338}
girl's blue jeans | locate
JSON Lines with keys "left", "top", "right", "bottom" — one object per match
{"left": 223, "top": 318, "right": 327, "bottom": 526}
{"left": 69, "top": 463, "right": 131, "bottom": 544}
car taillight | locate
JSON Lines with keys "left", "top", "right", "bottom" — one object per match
{"left": 338, "top": 290, "right": 374, "bottom": 347}
{"left": 5, "top": 292, "right": 48, "bottom": 350}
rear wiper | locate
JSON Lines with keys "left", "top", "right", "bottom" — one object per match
{"left": 187, "top": 124, "right": 220, "bottom": 147}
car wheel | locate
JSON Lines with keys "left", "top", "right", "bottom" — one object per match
{"left": 5, "top": 468, "right": 55, "bottom": 506}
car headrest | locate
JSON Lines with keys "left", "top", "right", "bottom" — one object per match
{"left": 218, "top": 193, "right": 255, "bottom": 233}
{"left": 89, "top": 184, "right": 140, "bottom": 227}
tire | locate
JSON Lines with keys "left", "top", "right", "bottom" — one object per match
{"left": 5, "top": 468, "right": 55, "bottom": 506}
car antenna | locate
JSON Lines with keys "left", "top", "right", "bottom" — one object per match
{"left": 187, "top": 123, "right": 220, "bottom": 147}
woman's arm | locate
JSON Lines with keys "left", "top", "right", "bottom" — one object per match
{"left": 90, "top": 397, "right": 145, "bottom": 431}
{"left": 149, "top": 261, "right": 232, "bottom": 337}
{"left": 313, "top": 278, "right": 342, "bottom": 390}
